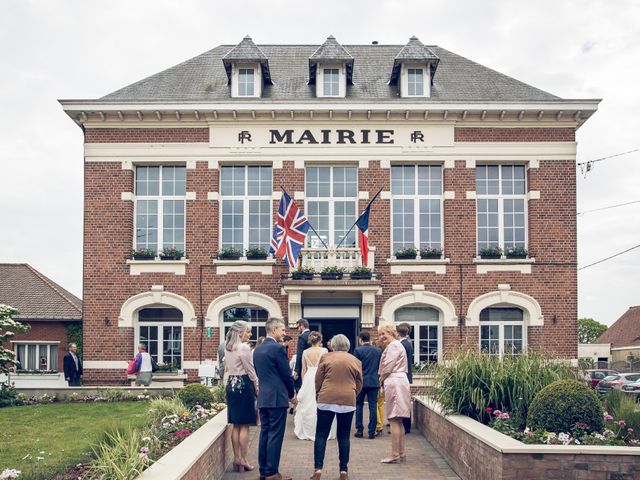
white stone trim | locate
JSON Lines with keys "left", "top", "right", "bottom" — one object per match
{"left": 208, "top": 192, "right": 219, "bottom": 201}
{"left": 380, "top": 289, "right": 458, "bottom": 327}
{"left": 121, "top": 160, "right": 133, "bottom": 170}
{"left": 465, "top": 159, "right": 476, "bottom": 169}
{"left": 466, "top": 289, "right": 543, "bottom": 326}
{"left": 473, "top": 257, "right": 535, "bottom": 274}
{"left": 380, "top": 191, "right": 391, "bottom": 200}
{"left": 121, "top": 192, "right": 133, "bottom": 201}
{"left": 443, "top": 159, "right": 455, "bottom": 169}
{"left": 466, "top": 191, "right": 477, "bottom": 200}
{"left": 206, "top": 287, "right": 282, "bottom": 328}
{"left": 119, "top": 286, "right": 197, "bottom": 327}
{"left": 294, "top": 191, "right": 305, "bottom": 200}
{"left": 358, "top": 191, "right": 370, "bottom": 200}
{"left": 126, "top": 259, "right": 189, "bottom": 276}
{"left": 272, "top": 159, "right": 283, "bottom": 169}
{"left": 528, "top": 159, "right": 540, "bottom": 169}
{"left": 443, "top": 191, "right": 455, "bottom": 200}
{"left": 527, "top": 190, "right": 541, "bottom": 200}
{"left": 379, "top": 159, "right": 391, "bottom": 169}
{"left": 186, "top": 159, "right": 197, "bottom": 170}
{"left": 272, "top": 191, "right": 282, "bottom": 200}
{"left": 208, "top": 159, "right": 218, "bottom": 170}
{"left": 84, "top": 361, "right": 129, "bottom": 369}
{"left": 185, "top": 191, "right": 196, "bottom": 200}
{"left": 212, "top": 259, "right": 275, "bottom": 275}
{"left": 358, "top": 159, "right": 369, "bottom": 169}
{"left": 387, "top": 258, "right": 449, "bottom": 275}
{"left": 294, "top": 159, "right": 305, "bottom": 169}
{"left": 182, "top": 361, "right": 201, "bottom": 369}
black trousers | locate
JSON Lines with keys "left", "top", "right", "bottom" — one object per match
{"left": 403, "top": 414, "right": 412, "bottom": 433}
{"left": 258, "top": 407, "right": 287, "bottom": 477}
{"left": 355, "top": 387, "right": 378, "bottom": 435}
{"left": 314, "top": 408, "right": 354, "bottom": 472}
{"left": 67, "top": 376, "right": 82, "bottom": 387}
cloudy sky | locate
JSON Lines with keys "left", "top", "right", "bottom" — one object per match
{"left": 1, "top": 0, "right": 638, "bottom": 326}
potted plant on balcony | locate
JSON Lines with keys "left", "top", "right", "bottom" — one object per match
{"left": 159, "top": 246, "right": 184, "bottom": 260}
{"left": 218, "top": 247, "right": 243, "bottom": 260}
{"left": 394, "top": 247, "right": 418, "bottom": 260}
{"left": 320, "top": 266, "right": 345, "bottom": 280}
{"left": 291, "top": 266, "right": 315, "bottom": 280}
{"left": 131, "top": 247, "right": 156, "bottom": 260}
{"left": 479, "top": 246, "right": 503, "bottom": 259}
{"left": 505, "top": 246, "right": 529, "bottom": 259}
{"left": 350, "top": 265, "right": 372, "bottom": 280}
{"left": 246, "top": 246, "right": 268, "bottom": 260}
{"left": 419, "top": 247, "right": 443, "bottom": 259}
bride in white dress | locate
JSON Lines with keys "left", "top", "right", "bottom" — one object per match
{"left": 294, "top": 331, "right": 337, "bottom": 441}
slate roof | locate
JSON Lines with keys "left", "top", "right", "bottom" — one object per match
{"left": 101, "top": 42, "right": 560, "bottom": 102}
{"left": 222, "top": 36, "right": 273, "bottom": 86}
{"left": 596, "top": 306, "right": 640, "bottom": 348}
{"left": 308, "top": 35, "right": 354, "bottom": 86}
{"left": 0, "top": 264, "right": 82, "bottom": 321}
{"left": 390, "top": 36, "right": 439, "bottom": 86}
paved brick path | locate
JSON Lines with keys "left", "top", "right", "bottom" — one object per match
{"left": 222, "top": 409, "right": 459, "bottom": 480}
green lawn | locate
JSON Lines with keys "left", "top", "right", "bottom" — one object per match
{"left": 0, "top": 401, "right": 149, "bottom": 479}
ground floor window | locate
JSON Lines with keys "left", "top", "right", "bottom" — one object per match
{"left": 222, "top": 307, "right": 268, "bottom": 347}
{"left": 480, "top": 307, "right": 524, "bottom": 357}
{"left": 14, "top": 343, "right": 58, "bottom": 371}
{"left": 137, "top": 307, "right": 183, "bottom": 369}
{"left": 394, "top": 306, "right": 440, "bottom": 364}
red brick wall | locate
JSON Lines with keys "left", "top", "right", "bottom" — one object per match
{"left": 82, "top": 126, "right": 578, "bottom": 383}
{"left": 455, "top": 127, "right": 575, "bottom": 142}
{"left": 3, "top": 321, "right": 74, "bottom": 372}
{"left": 84, "top": 128, "right": 209, "bottom": 143}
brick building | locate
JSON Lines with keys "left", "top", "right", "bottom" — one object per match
{"left": 61, "top": 36, "right": 599, "bottom": 384}
{"left": 0, "top": 263, "right": 82, "bottom": 373}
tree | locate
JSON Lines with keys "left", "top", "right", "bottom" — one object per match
{"left": 0, "top": 304, "right": 29, "bottom": 378}
{"left": 578, "top": 317, "right": 608, "bottom": 344}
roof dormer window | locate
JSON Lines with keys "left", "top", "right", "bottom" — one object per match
{"left": 309, "top": 36, "right": 354, "bottom": 99}
{"left": 389, "top": 36, "right": 439, "bottom": 99}
{"left": 223, "top": 36, "right": 273, "bottom": 99}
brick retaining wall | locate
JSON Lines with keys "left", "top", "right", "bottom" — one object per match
{"left": 414, "top": 397, "right": 640, "bottom": 480}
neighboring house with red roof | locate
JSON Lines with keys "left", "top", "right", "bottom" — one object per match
{"left": 0, "top": 263, "right": 82, "bottom": 373}
{"left": 596, "top": 306, "right": 640, "bottom": 364}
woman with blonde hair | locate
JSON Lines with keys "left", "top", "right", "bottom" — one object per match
{"left": 377, "top": 324, "right": 410, "bottom": 464}
{"left": 225, "top": 320, "right": 258, "bottom": 472}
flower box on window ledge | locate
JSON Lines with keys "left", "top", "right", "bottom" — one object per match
{"left": 131, "top": 248, "right": 156, "bottom": 260}
{"left": 505, "top": 247, "right": 529, "bottom": 259}
{"left": 350, "top": 266, "right": 372, "bottom": 280}
{"left": 245, "top": 246, "right": 269, "bottom": 260}
{"left": 320, "top": 266, "right": 345, "bottom": 280}
{"left": 291, "top": 266, "right": 315, "bottom": 280}
{"left": 420, "top": 247, "right": 443, "bottom": 259}
{"left": 479, "top": 246, "right": 503, "bottom": 260}
{"left": 394, "top": 247, "right": 418, "bottom": 260}
{"left": 218, "top": 247, "right": 243, "bottom": 260}
{"left": 159, "top": 246, "right": 185, "bottom": 261}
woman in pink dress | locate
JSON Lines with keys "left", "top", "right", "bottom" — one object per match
{"left": 377, "top": 324, "right": 410, "bottom": 464}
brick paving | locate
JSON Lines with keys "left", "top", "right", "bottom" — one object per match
{"left": 222, "top": 408, "right": 459, "bottom": 480}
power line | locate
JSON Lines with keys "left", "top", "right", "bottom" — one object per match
{"left": 577, "top": 148, "right": 640, "bottom": 178}
{"left": 578, "top": 243, "right": 640, "bottom": 271}
{"left": 577, "top": 199, "right": 640, "bottom": 216}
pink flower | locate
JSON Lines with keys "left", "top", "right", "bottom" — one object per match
{"left": 628, "top": 428, "right": 634, "bottom": 433}
{"left": 493, "top": 410, "right": 502, "bottom": 416}
{"left": 604, "top": 414, "right": 614, "bottom": 421}
{"left": 499, "top": 412, "right": 510, "bottom": 420}
{"left": 486, "top": 408, "right": 493, "bottom": 412}
{"left": 618, "top": 420, "right": 626, "bottom": 426}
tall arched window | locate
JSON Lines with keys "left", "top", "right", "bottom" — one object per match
{"left": 479, "top": 307, "right": 524, "bottom": 357}
{"left": 137, "top": 307, "right": 183, "bottom": 369}
{"left": 394, "top": 306, "right": 440, "bottom": 364}
{"left": 222, "top": 307, "right": 268, "bottom": 346}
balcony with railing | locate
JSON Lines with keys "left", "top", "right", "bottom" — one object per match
{"left": 298, "top": 247, "right": 375, "bottom": 272}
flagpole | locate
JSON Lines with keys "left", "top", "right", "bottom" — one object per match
{"left": 336, "top": 187, "right": 384, "bottom": 249}
{"left": 279, "top": 186, "right": 329, "bottom": 250}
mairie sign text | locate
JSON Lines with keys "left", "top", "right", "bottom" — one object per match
{"left": 234, "top": 128, "right": 427, "bottom": 145}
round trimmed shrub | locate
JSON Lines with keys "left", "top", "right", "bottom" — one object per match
{"left": 177, "top": 383, "right": 214, "bottom": 409}
{"left": 528, "top": 379, "right": 604, "bottom": 433}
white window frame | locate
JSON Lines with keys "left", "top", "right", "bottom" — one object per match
{"left": 316, "top": 63, "right": 346, "bottom": 98}
{"left": 238, "top": 68, "right": 255, "bottom": 97}
{"left": 407, "top": 68, "right": 425, "bottom": 96}
{"left": 475, "top": 164, "right": 528, "bottom": 254}
{"left": 221, "top": 306, "right": 268, "bottom": 348}
{"left": 13, "top": 341, "right": 60, "bottom": 371}
{"left": 391, "top": 164, "right": 444, "bottom": 254}
{"left": 136, "top": 310, "right": 184, "bottom": 369}
{"left": 231, "top": 63, "right": 261, "bottom": 98}
{"left": 323, "top": 68, "right": 340, "bottom": 97}
{"left": 134, "top": 165, "right": 186, "bottom": 255}
{"left": 394, "top": 306, "right": 442, "bottom": 364}
{"left": 479, "top": 307, "right": 526, "bottom": 359}
{"left": 400, "top": 63, "right": 430, "bottom": 98}
{"left": 305, "top": 165, "right": 358, "bottom": 248}
{"left": 219, "top": 165, "right": 273, "bottom": 252}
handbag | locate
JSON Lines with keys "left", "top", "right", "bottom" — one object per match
{"left": 126, "top": 358, "right": 138, "bottom": 375}
{"left": 151, "top": 357, "right": 159, "bottom": 373}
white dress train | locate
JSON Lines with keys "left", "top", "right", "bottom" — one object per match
{"left": 294, "top": 348, "right": 337, "bottom": 441}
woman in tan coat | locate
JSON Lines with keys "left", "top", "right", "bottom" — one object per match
{"left": 310, "top": 334, "right": 363, "bottom": 480}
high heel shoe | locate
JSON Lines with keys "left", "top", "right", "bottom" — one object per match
{"left": 309, "top": 470, "right": 322, "bottom": 480}
{"left": 399, "top": 454, "right": 406, "bottom": 463}
{"left": 238, "top": 460, "right": 255, "bottom": 471}
{"left": 339, "top": 471, "right": 349, "bottom": 480}
{"left": 232, "top": 461, "right": 246, "bottom": 472}
{"left": 381, "top": 456, "right": 402, "bottom": 464}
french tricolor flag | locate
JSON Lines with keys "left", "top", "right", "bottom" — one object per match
{"left": 355, "top": 188, "right": 383, "bottom": 267}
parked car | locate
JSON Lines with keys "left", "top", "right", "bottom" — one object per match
{"left": 597, "top": 373, "right": 640, "bottom": 394}
{"left": 584, "top": 369, "right": 619, "bottom": 389}
{"left": 622, "top": 381, "right": 640, "bottom": 400}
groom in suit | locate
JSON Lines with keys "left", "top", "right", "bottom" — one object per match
{"left": 253, "top": 317, "right": 297, "bottom": 480}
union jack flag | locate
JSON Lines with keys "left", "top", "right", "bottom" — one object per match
{"left": 270, "top": 190, "right": 310, "bottom": 268}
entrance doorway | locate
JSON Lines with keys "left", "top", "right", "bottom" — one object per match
{"left": 308, "top": 318, "right": 358, "bottom": 353}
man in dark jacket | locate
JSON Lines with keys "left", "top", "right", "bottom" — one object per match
{"left": 353, "top": 330, "right": 382, "bottom": 439}
{"left": 293, "top": 318, "right": 310, "bottom": 391}
{"left": 63, "top": 343, "right": 83, "bottom": 386}
{"left": 253, "top": 317, "right": 297, "bottom": 480}
{"left": 397, "top": 322, "right": 414, "bottom": 433}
